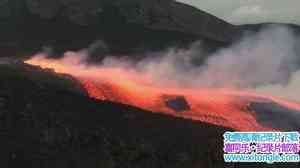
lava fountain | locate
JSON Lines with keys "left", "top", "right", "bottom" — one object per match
{"left": 25, "top": 55, "right": 300, "bottom": 131}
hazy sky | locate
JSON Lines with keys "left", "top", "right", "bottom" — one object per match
{"left": 177, "top": 0, "right": 300, "bottom": 25}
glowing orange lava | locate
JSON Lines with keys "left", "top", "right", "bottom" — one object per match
{"left": 25, "top": 56, "right": 300, "bottom": 131}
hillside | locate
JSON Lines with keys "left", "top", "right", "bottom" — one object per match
{"left": 1, "top": 59, "right": 299, "bottom": 168}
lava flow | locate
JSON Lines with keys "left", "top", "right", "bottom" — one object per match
{"left": 25, "top": 56, "right": 300, "bottom": 131}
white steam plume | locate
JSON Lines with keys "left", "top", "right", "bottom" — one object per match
{"left": 102, "top": 26, "right": 300, "bottom": 90}
{"left": 32, "top": 25, "right": 300, "bottom": 101}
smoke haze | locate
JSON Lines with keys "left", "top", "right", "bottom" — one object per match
{"left": 30, "top": 25, "right": 300, "bottom": 102}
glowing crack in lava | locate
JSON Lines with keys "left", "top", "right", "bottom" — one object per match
{"left": 25, "top": 56, "right": 300, "bottom": 131}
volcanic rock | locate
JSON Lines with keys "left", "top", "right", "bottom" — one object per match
{"left": 249, "top": 101, "right": 300, "bottom": 131}
{"left": 24, "top": 0, "right": 236, "bottom": 42}
{"left": 0, "top": 0, "right": 237, "bottom": 57}
{"left": 0, "top": 96, "right": 7, "bottom": 108}
{"left": 164, "top": 95, "right": 190, "bottom": 112}
{"left": 0, "top": 0, "right": 300, "bottom": 58}
{"left": 0, "top": 61, "right": 229, "bottom": 168}
{"left": 1, "top": 60, "right": 300, "bottom": 168}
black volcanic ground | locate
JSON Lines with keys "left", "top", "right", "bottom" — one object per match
{"left": 0, "top": 60, "right": 229, "bottom": 167}
{"left": 1, "top": 0, "right": 299, "bottom": 58}
{"left": 1, "top": 59, "right": 300, "bottom": 168}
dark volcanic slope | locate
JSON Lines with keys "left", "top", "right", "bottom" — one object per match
{"left": 0, "top": 60, "right": 215, "bottom": 167}
{"left": 1, "top": 0, "right": 300, "bottom": 57}
{"left": 0, "top": 61, "right": 230, "bottom": 168}
{"left": 1, "top": 0, "right": 237, "bottom": 57}
{"left": 1, "top": 1, "right": 300, "bottom": 168}
{"left": 1, "top": 61, "right": 300, "bottom": 168}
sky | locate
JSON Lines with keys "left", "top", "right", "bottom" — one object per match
{"left": 177, "top": 0, "right": 300, "bottom": 25}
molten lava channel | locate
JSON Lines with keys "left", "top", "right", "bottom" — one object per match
{"left": 25, "top": 56, "right": 300, "bottom": 131}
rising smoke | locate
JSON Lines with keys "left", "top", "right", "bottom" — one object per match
{"left": 30, "top": 25, "right": 300, "bottom": 101}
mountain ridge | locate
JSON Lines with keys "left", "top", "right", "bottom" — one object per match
{"left": 0, "top": 0, "right": 299, "bottom": 58}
